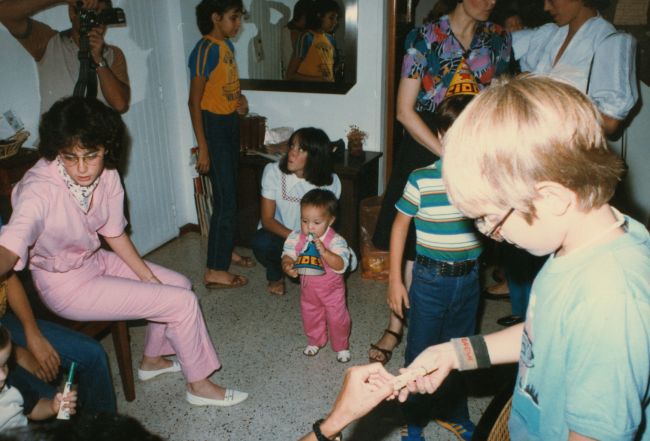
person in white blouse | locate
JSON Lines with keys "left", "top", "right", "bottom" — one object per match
{"left": 512, "top": 0, "right": 638, "bottom": 136}
{"left": 251, "top": 127, "right": 341, "bottom": 296}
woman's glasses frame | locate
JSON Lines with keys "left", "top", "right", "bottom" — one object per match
{"left": 59, "top": 150, "right": 105, "bottom": 167}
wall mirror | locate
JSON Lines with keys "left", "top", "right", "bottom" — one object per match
{"left": 236, "top": 0, "right": 357, "bottom": 94}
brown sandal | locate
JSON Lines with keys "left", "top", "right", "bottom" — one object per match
{"left": 368, "top": 329, "right": 403, "bottom": 365}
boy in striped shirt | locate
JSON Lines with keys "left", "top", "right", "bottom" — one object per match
{"left": 390, "top": 61, "right": 480, "bottom": 441}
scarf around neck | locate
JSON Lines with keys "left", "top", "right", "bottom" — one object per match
{"left": 56, "top": 157, "right": 100, "bottom": 213}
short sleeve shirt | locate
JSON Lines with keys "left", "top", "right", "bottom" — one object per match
{"left": 0, "top": 159, "right": 127, "bottom": 273}
{"left": 260, "top": 162, "right": 341, "bottom": 232}
{"left": 395, "top": 160, "right": 481, "bottom": 262}
{"left": 401, "top": 15, "right": 512, "bottom": 113}
{"left": 188, "top": 35, "right": 240, "bottom": 115}
{"left": 295, "top": 31, "right": 337, "bottom": 81}
{"left": 509, "top": 214, "right": 650, "bottom": 440}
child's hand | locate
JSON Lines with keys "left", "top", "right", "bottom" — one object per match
{"left": 51, "top": 390, "right": 78, "bottom": 416}
{"left": 313, "top": 238, "right": 326, "bottom": 256}
{"left": 237, "top": 95, "right": 249, "bottom": 115}
{"left": 387, "top": 280, "right": 409, "bottom": 319}
{"left": 196, "top": 147, "right": 210, "bottom": 174}
{"left": 282, "top": 258, "right": 299, "bottom": 278}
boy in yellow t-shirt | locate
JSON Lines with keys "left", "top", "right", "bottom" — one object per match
{"left": 188, "top": 0, "right": 251, "bottom": 289}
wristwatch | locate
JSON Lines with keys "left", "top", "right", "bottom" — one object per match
{"left": 95, "top": 58, "right": 108, "bottom": 70}
{"left": 313, "top": 419, "right": 342, "bottom": 441}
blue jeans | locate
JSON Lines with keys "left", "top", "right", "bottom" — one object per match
{"left": 203, "top": 111, "right": 240, "bottom": 271}
{"left": 2, "top": 312, "right": 116, "bottom": 414}
{"left": 251, "top": 228, "right": 285, "bottom": 282}
{"left": 501, "top": 245, "right": 545, "bottom": 317}
{"left": 403, "top": 260, "right": 480, "bottom": 426}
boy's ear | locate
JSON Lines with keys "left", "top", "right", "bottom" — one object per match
{"left": 211, "top": 12, "right": 222, "bottom": 23}
{"left": 534, "top": 181, "right": 575, "bottom": 217}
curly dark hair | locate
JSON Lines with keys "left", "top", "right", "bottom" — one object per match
{"left": 301, "top": 188, "right": 338, "bottom": 217}
{"left": 279, "top": 127, "right": 334, "bottom": 187}
{"left": 195, "top": 0, "right": 244, "bottom": 35}
{"left": 38, "top": 96, "right": 125, "bottom": 169}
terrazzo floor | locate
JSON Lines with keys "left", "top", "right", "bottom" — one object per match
{"left": 99, "top": 232, "right": 514, "bottom": 441}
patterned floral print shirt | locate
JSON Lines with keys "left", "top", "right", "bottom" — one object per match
{"left": 401, "top": 15, "right": 512, "bottom": 113}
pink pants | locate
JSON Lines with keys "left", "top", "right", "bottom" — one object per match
{"left": 32, "top": 249, "right": 220, "bottom": 383}
{"left": 300, "top": 272, "right": 351, "bottom": 352}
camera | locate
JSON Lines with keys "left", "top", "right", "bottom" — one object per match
{"left": 77, "top": 2, "right": 126, "bottom": 35}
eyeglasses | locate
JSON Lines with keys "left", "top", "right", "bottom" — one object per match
{"left": 474, "top": 208, "right": 515, "bottom": 242}
{"left": 59, "top": 151, "right": 104, "bottom": 166}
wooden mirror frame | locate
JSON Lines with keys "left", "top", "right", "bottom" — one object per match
{"left": 240, "top": 0, "right": 358, "bottom": 94}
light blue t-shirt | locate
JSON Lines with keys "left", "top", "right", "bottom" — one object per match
{"left": 509, "top": 214, "right": 650, "bottom": 440}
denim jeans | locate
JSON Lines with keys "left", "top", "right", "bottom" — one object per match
{"left": 403, "top": 260, "right": 480, "bottom": 426}
{"left": 203, "top": 110, "right": 240, "bottom": 271}
{"left": 251, "top": 228, "right": 285, "bottom": 282}
{"left": 501, "top": 244, "right": 545, "bottom": 317}
{"left": 2, "top": 312, "right": 116, "bottom": 414}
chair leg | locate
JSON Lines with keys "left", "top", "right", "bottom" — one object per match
{"left": 111, "top": 321, "right": 135, "bottom": 402}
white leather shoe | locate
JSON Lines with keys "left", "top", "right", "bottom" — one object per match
{"left": 137, "top": 360, "right": 182, "bottom": 381}
{"left": 337, "top": 350, "right": 351, "bottom": 363}
{"left": 186, "top": 389, "right": 248, "bottom": 407}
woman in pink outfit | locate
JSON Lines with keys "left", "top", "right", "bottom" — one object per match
{"left": 0, "top": 97, "right": 247, "bottom": 407}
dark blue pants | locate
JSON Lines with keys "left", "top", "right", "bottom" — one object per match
{"left": 403, "top": 261, "right": 480, "bottom": 427}
{"left": 251, "top": 228, "right": 285, "bottom": 282}
{"left": 203, "top": 111, "right": 240, "bottom": 271}
{"left": 501, "top": 244, "right": 545, "bottom": 317}
{"left": 3, "top": 312, "right": 116, "bottom": 414}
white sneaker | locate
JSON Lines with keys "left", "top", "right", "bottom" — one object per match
{"left": 337, "top": 350, "right": 351, "bottom": 363}
{"left": 303, "top": 345, "right": 320, "bottom": 356}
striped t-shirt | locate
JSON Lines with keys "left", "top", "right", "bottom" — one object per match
{"left": 395, "top": 160, "right": 482, "bottom": 262}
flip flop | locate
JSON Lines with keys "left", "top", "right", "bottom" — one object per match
{"left": 204, "top": 275, "right": 248, "bottom": 289}
{"left": 231, "top": 256, "right": 256, "bottom": 268}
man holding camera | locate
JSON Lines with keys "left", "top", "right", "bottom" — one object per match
{"left": 0, "top": 0, "right": 130, "bottom": 114}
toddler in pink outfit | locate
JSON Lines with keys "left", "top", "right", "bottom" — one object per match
{"left": 282, "top": 189, "right": 356, "bottom": 363}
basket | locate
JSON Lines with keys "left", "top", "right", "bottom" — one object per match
{"left": 0, "top": 130, "right": 30, "bottom": 160}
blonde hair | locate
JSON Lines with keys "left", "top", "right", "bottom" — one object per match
{"left": 442, "top": 75, "right": 624, "bottom": 220}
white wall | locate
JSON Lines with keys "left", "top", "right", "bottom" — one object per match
{"left": 1, "top": 0, "right": 388, "bottom": 253}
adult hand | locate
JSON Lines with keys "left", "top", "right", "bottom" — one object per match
{"left": 88, "top": 25, "right": 107, "bottom": 64}
{"left": 196, "top": 147, "right": 210, "bottom": 174}
{"left": 387, "top": 280, "right": 408, "bottom": 319}
{"left": 324, "top": 363, "right": 396, "bottom": 434}
{"left": 26, "top": 333, "right": 61, "bottom": 382}
{"left": 396, "top": 342, "right": 459, "bottom": 402}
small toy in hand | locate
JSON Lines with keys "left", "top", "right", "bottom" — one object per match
{"left": 293, "top": 233, "right": 325, "bottom": 276}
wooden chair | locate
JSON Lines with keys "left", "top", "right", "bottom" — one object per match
{"left": 18, "top": 270, "right": 136, "bottom": 402}
{"left": 52, "top": 317, "right": 135, "bottom": 402}
{"left": 473, "top": 377, "right": 515, "bottom": 441}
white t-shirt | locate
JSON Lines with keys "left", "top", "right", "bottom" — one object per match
{"left": 260, "top": 162, "right": 341, "bottom": 232}
{"left": 512, "top": 15, "right": 637, "bottom": 120}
